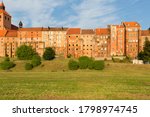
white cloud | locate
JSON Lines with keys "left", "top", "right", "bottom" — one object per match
{"left": 71, "top": 0, "right": 120, "bottom": 28}
{"left": 3, "top": 0, "right": 120, "bottom": 28}
{"left": 4, "top": 0, "right": 65, "bottom": 27}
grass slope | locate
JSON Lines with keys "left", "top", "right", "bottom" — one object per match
{"left": 0, "top": 59, "right": 150, "bottom": 100}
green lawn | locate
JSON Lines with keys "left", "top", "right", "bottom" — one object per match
{"left": 0, "top": 59, "right": 150, "bottom": 100}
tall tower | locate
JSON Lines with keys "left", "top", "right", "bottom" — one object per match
{"left": 0, "top": 2, "right": 11, "bottom": 30}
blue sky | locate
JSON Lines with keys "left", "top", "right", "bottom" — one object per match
{"left": 3, "top": 0, "right": 150, "bottom": 29}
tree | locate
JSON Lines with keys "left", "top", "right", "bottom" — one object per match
{"left": 31, "top": 55, "right": 41, "bottom": 67}
{"left": 78, "top": 56, "right": 91, "bottom": 69}
{"left": 138, "top": 38, "right": 150, "bottom": 62}
{"left": 43, "top": 47, "right": 55, "bottom": 60}
{"left": 68, "top": 60, "right": 79, "bottom": 70}
{"left": 0, "top": 57, "right": 15, "bottom": 70}
{"left": 93, "top": 60, "right": 105, "bottom": 70}
{"left": 16, "top": 45, "right": 36, "bottom": 60}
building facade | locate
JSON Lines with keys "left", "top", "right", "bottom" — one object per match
{"left": 0, "top": 2, "right": 149, "bottom": 59}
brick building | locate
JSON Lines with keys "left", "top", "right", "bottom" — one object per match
{"left": 0, "top": 2, "right": 149, "bottom": 59}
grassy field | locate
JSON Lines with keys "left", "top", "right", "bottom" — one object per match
{"left": 0, "top": 58, "right": 150, "bottom": 100}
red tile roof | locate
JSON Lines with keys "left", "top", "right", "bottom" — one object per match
{"left": 141, "top": 30, "right": 150, "bottom": 36}
{"left": 5, "top": 30, "right": 17, "bottom": 37}
{"left": 95, "top": 28, "right": 110, "bottom": 35}
{"left": 0, "top": 9, "right": 11, "bottom": 16}
{"left": 122, "top": 22, "right": 140, "bottom": 27}
{"left": 43, "top": 27, "right": 68, "bottom": 31}
{"left": 81, "top": 29, "right": 95, "bottom": 34}
{"left": 0, "top": 30, "right": 17, "bottom": 37}
{"left": 66, "top": 28, "right": 81, "bottom": 35}
{"left": 0, "top": 30, "right": 7, "bottom": 37}
{"left": 18, "top": 27, "right": 43, "bottom": 31}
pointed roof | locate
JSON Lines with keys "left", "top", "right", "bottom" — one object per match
{"left": 0, "top": 2, "right": 11, "bottom": 16}
{"left": 0, "top": 2, "right": 4, "bottom": 7}
{"left": 0, "top": 1, "right": 5, "bottom": 10}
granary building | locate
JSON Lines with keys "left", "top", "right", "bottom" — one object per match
{"left": 0, "top": 2, "right": 149, "bottom": 59}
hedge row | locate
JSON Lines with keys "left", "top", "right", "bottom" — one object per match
{"left": 68, "top": 56, "right": 105, "bottom": 70}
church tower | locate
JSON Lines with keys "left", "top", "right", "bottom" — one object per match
{"left": 0, "top": 2, "right": 11, "bottom": 30}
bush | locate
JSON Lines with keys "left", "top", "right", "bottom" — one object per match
{"left": 0, "top": 57, "right": 15, "bottom": 70}
{"left": 43, "top": 47, "right": 55, "bottom": 60}
{"left": 31, "top": 55, "right": 41, "bottom": 67}
{"left": 68, "top": 60, "right": 79, "bottom": 70}
{"left": 93, "top": 60, "right": 105, "bottom": 70}
{"left": 25, "top": 63, "right": 33, "bottom": 70}
{"left": 78, "top": 56, "right": 91, "bottom": 69}
{"left": 16, "top": 45, "right": 36, "bottom": 60}
{"left": 88, "top": 59, "right": 94, "bottom": 69}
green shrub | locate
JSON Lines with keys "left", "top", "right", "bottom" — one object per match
{"left": 68, "top": 60, "right": 79, "bottom": 70}
{"left": 31, "top": 55, "right": 41, "bottom": 67}
{"left": 25, "top": 63, "right": 33, "bottom": 70}
{"left": 0, "top": 57, "right": 15, "bottom": 70}
{"left": 88, "top": 59, "right": 94, "bottom": 69}
{"left": 16, "top": 45, "right": 36, "bottom": 60}
{"left": 78, "top": 56, "right": 91, "bottom": 69}
{"left": 43, "top": 47, "right": 55, "bottom": 60}
{"left": 93, "top": 60, "right": 105, "bottom": 70}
